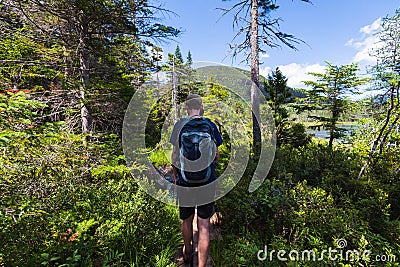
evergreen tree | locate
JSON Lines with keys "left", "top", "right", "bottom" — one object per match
{"left": 265, "top": 67, "right": 292, "bottom": 114}
{"left": 264, "top": 67, "right": 292, "bottom": 142}
{"left": 2, "top": 0, "right": 180, "bottom": 134}
{"left": 302, "top": 62, "right": 367, "bottom": 148}
{"left": 186, "top": 51, "right": 193, "bottom": 65}
{"left": 162, "top": 48, "right": 195, "bottom": 122}
{"left": 174, "top": 45, "right": 184, "bottom": 64}
{"left": 264, "top": 67, "right": 310, "bottom": 146}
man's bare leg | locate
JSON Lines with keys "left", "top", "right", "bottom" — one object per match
{"left": 181, "top": 213, "right": 195, "bottom": 260}
{"left": 197, "top": 216, "right": 210, "bottom": 267}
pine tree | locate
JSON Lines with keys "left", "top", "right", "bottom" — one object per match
{"left": 264, "top": 67, "right": 310, "bottom": 146}
{"left": 264, "top": 67, "right": 292, "bottom": 142}
{"left": 302, "top": 62, "right": 367, "bottom": 148}
{"left": 163, "top": 48, "right": 195, "bottom": 122}
{"left": 3, "top": 0, "right": 180, "bottom": 134}
{"left": 174, "top": 45, "right": 184, "bottom": 64}
{"left": 186, "top": 51, "right": 193, "bottom": 65}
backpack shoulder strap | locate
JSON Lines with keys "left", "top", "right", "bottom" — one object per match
{"left": 202, "top": 117, "right": 216, "bottom": 141}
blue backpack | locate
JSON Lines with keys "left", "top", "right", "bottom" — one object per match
{"left": 178, "top": 117, "right": 216, "bottom": 184}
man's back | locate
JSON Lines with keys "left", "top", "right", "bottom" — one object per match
{"left": 170, "top": 116, "right": 220, "bottom": 186}
{"left": 169, "top": 94, "right": 222, "bottom": 267}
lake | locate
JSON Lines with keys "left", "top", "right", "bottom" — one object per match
{"left": 306, "top": 124, "right": 359, "bottom": 142}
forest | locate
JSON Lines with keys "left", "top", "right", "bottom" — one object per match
{"left": 0, "top": 0, "right": 399, "bottom": 266}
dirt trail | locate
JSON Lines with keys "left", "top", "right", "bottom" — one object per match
{"left": 175, "top": 210, "right": 222, "bottom": 267}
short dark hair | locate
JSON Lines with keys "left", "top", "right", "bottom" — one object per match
{"left": 185, "top": 94, "right": 202, "bottom": 109}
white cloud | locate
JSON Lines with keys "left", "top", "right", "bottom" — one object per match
{"left": 346, "top": 18, "right": 383, "bottom": 64}
{"left": 346, "top": 38, "right": 355, "bottom": 47}
{"left": 360, "top": 18, "right": 382, "bottom": 34}
{"left": 260, "top": 66, "right": 271, "bottom": 78}
{"left": 260, "top": 52, "right": 270, "bottom": 59}
{"left": 259, "top": 18, "right": 386, "bottom": 91}
{"left": 352, "top": 35, "right": 382, "bottom": 63}
{"left": 261, "top": 63, "right": 325, "bottom": 89}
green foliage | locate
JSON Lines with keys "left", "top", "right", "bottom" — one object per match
{"left": 0, "top": 93, "right": 181, "bottom": 266}
{"left": 1, "top": 0, "right": 180, "bottom": 134}
{"left": 213, "top": 138, "right": 400, "bottom": 266}
{"left": 174, "top": 45, "right": 184, "bottom": 65}
{"left": 0, "top": 91, "right": 46, "bottom": 132}
{"left": 207, "top": 79, "right": 230, "bottom": 100}
{"left": 1, "top": 5, "right": 400, "bottom": 265}
{"left": 0, "top": 29, "right": 63, "bottom": 89}
{"left": 264, "top": 67, "right": 311, "bottom": 147}
{"left": 356, "top": 10, "right": 400, "bottom": 178}
{"left": 0, "top": 126, "right": 181, "bottom": 266}
{"left": 186, "top": 51, "right": 193, "bottom": 65}
{"left": 2, "top": 79, "right": 400, "bottom": 267}
{"left": 149, "top": 149, "right": 171, "bottom": 168}
{"left": 300, "top": 62, "right": 368, "bottom": 147}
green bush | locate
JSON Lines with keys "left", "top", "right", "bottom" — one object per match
{"left": 212, "top": 139, "right": 399, "bottom": 266}
{"left": 2, "top": 93, "right": 399, "bottom": 267}
{"left": 0, "top": 94, "right": 181, "bottom": 266}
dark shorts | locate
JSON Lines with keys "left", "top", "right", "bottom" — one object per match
{"left": 180, "top": 202, "right": 214, "bottom": 220}
{"left": 177, "top": 168, "right": 216, "bottom": 220}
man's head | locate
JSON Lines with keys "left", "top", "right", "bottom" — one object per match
{"left": 185, "top": 94, "right": 202, "bottom": 111}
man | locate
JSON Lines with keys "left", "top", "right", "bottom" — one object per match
{"left": 170, "top": 94, "right": 222, "bottom": 266}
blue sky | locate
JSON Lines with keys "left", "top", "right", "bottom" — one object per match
{"left": 158, "top": 0, "right": 399, "bottom": 89}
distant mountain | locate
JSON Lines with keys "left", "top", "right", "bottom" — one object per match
{"left": 194, "top": 65, "right": 307, "bottom": 100}
{"left": 290, "top": 88, "right": 307, "bottom": 98}
{"left": 194, "top": 65, "right": 253, "bottom": 101}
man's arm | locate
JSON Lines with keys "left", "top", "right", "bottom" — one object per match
{"left": 207, "top": 119, "right": 223, "bottom": 147}
{"left": 169, "top": 120, "right": 182, "bottom": 184}
{"left": 207, "top": 119, "right": 222, "bottom": 162}
{"left": 171, "top": 145, "right": 179, "bottom": 182}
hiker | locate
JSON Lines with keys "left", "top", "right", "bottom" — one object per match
{"left": 170, "top": 94, "right": 222, "bottom": 266}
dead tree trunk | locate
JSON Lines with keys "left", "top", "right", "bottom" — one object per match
{"left": 250, "top": 0, "right": 261, "bottom": 149}
{"left": 78, "top": 22, "right": 92, "bottom": 134}
{"left": 358, "top": 84, "right": 399, "bottom": 179}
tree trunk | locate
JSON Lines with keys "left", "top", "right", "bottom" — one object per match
{"left": 329, "top": 82, "right": 338, "bottom": 148}
{"left": 63, "top": 45, "right": 72, "bottom": 83}
{"left": 358, "top": 86, "right": 396, "bottom": 179}
{"left": 79, "top": 23, "right": 92, "bottom": 134}
{"left": 329, "top": 106, "right": 338, "bottom": 148}
{"left": 380, "top": 113, "right": 400, "bottom": 153}
{"left": 328, "top": 127, "right": 334, "bottom": 148}
{"left": 172, "top": 56, "right": 178, "bottom": 123}
{"left": 250, "top": 0, "right": 261, "bottom": 149}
